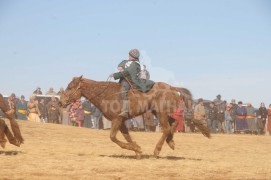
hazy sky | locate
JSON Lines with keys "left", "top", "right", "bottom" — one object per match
{"left": 0, "top": 0, "right": 270, "bottom": 106}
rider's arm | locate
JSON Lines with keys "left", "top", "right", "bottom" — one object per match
{"left": 113, "top": 61, "right": 136, "bottom": 80}
{"left": 117, "top": 60, "right": 127, "bottom": 69}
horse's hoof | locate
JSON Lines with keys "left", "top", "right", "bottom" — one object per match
{"left": 0, "top": 142, "right": 6, "bottom": 149}
{"left": 153, "top": 149, "right": 160, "bottom": 158}
{"left": 133, "top": 143, "right": 142, "bottom": 154}
{"left": 135, "top": 152, "right": 142, "bottom": 160}
{"left": 10, "top": 141, "right": 20, "bottom": 147}
{"left": 167, "top": 140, "right": 175, "bottom": 150}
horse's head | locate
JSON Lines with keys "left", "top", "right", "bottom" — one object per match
{"left": 59, "top": 76, "right": 83, "bottom": 108}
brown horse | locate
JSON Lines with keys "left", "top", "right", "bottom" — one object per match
{"left": 60, "top": 76, "right": 210, "bottom": 159}
{"left": 0, "top": 94, "right": 24, "bottom": 148}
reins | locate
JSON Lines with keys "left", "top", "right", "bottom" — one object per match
{"left": 87, "top": 76, "right": 113, "bottom": 101}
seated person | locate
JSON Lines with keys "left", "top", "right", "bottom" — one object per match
{"left": 110, "top": 49, "right": 154, "bottom": 118}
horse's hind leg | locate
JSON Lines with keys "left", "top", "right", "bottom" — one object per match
{"left": 153, "top": 113, "right": 171, "bottom": 158}
{"left": 110, "top": 119, "right": 142, "bottom": 159}
{"left": 166, "top": 117, "right": 179, "bottom": 150}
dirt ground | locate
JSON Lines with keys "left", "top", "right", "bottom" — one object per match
{"left": 0, "top": 120, "right": 271, "bottom": 180}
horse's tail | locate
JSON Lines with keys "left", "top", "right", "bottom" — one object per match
{"left": 170, "top": 87, "right": 211, "bottom": 138}
{"left": 171, "top": 87, "right": 193, "bottom": 110}
{"left": 0, "top": 94, "right": 24, "bottom": 144}
{"left": 191, "top": 117, "right": 211, "bottom": 138}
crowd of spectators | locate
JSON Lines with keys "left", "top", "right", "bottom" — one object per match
{"left": 2, "top": 88, "right": 271, "bottom": 136}
{"left": 193, "top": 95, "right": 271, "bottom": 135}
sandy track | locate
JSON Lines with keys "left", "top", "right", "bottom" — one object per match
{"left": 0, "top": 120, "right": 270, "bottom": 180}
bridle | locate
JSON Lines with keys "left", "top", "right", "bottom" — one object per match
{"left": 62, "top": 81, "right": 81, "bottom": 105}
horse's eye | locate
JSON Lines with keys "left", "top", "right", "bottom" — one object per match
{"left": 67, "top": 84, "right": 72, "bottom": 89}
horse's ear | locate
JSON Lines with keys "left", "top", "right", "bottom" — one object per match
{"left": 79, "top": 75, "right": 83, "bottom": 80}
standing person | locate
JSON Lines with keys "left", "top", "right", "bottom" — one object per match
{"left": 62, "top": 104, "right": 71, "bottom": 125}
{"left": 133, "top": 115, "right": 145, "bottom": 131}
{"left": 69, "top": 101, "right": 79, "bottom": 126}
{"left": 57, "top": 87, "right": 64, "bottom": 96}
{"left": 194, "top": 98, "right": 206, "bottom": 126}
{"left": 170, "top": 97, "right": 185, "bottom": 132}
{"left": 267, "top": 104, "right": 271, "bottom": 135}
{"left": 231, "top": 99, "right": 238, "bottom": 112}
{"left": 208, "top": 102, "right": 218, "bottom": 133}
{"left": 125, "top": 118, "right": 133, "bottom": 130}
{"left": 16, "top": 95, "right": 28, "bottom": 120}
{"left": 102, "top": 116, "right": 112, "bottom": 130}
{"left": 259, "top": 102, "right": 268, "bottom": 134}
{"left": 224, "top": 105, "right": 233, "bottom": 134}
{"left": 230, "top": 99, "right": 238, "bottom": 132}
{"left": 75, "top": 104, "right": 84, "bottom": 127}
{"left": 27, "top": 96, "right": 41, "bottom": 122}
{"left": 92, "top": 106, "right": 102, "bottom": 129}
{"left": 47, "top": 96, "right": 60, "bottom": 124}
{"left": 184, "top": 107, "right": 194, "bottom": 133}
{"left": 38, "top": 98, "right": 48, "bottom": 123}
{"left": 139, "top": 65, "right": 150, "bottom": 80}
{"left": 57, "top": 87, "right": 65, "bottom": 123}
{"left": 33, "top": 87, "right": 42, "bottom": 95}
{"left": 143, "top": 111, "right": 156, "bottom": 132}
{"left": 82, "top": 100, "right": 93, "bottom": 128}
{"left": 246, "top": 102, "right": 257, "bottom": 134}
{"left": 214, "top": 95, "right": 225, "bottom": 133}
{"left": 46, "top": 87, "right": 57, "bottom": 95}
{"left": 6, "top": 93, "right": 17, "bottom": 119}
{"left": 214, "top": 94, "right": 225, "bottom": 112}
{"left": 109, "top": 49, "right": 154, "bottom": 118}
{"left": 235, "top": 101, "right": 248, "bottom": 133}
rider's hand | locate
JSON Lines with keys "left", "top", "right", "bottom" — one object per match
{"left": 110, "top": 73, "right": 114, "bottom": 78}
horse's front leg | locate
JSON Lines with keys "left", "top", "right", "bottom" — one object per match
{"left": 0, "top": 119, "right": 7, "bottom": 148}
{"left": 110, "top": 118, "right": 142, "bottom": 159}
{"left": 153, "top": 113, "right": 171, "bottom": 158}
{"left": 119, "top": 120, "right": 142, "bottom": 158}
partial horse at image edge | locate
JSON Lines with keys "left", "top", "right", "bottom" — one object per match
{"left": 0, "top": 94, "right": 24, "bottom": 148}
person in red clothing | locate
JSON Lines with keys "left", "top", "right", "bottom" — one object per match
{"left": 69, "top": 101, "right": 80, "bottom": 126}
{"left": 170, "top": 94, "right": 185, "bottom": 132}
{"left": 76, "top": 104, "right": 85, "bottom": 128}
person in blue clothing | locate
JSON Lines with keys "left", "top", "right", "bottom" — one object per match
{"left": 235, "top": 101, "right": 248, "bottom": 133}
